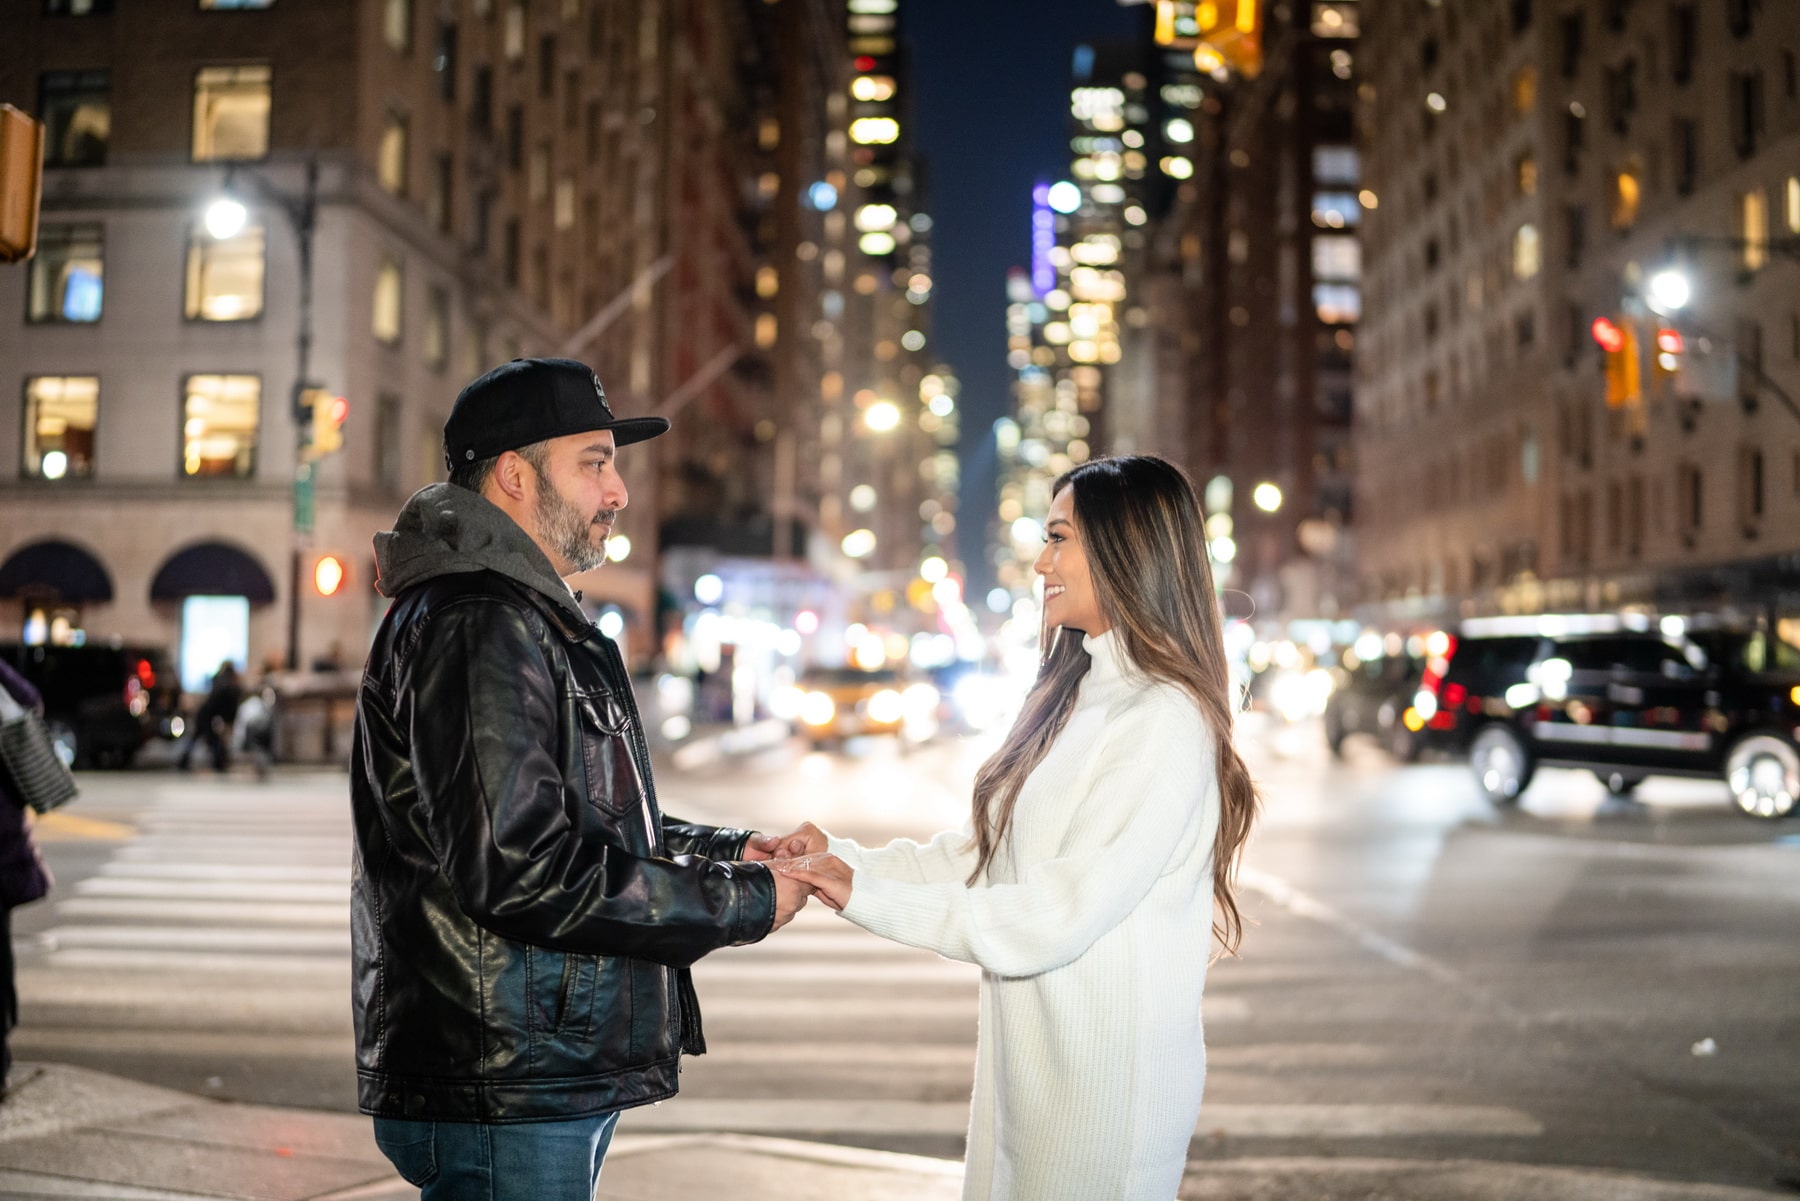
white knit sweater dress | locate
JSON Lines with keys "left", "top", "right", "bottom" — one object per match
{"left": 828, "top": 630, "right": 1221, "bottom": 1201}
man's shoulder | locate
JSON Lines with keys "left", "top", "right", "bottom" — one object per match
{"left": 388, "top": 572, "right": 550, "bottom": 643}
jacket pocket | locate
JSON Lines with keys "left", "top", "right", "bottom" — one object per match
{"left": 576, "top": 690, "right": 643, "bottom": 818}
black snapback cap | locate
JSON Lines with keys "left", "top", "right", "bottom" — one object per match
{"left": 443, "top": 357, "right": 670, "bottom": 469}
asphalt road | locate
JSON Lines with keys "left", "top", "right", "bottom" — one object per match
{"left": 10, "top": 716, "right": 1799, "bottom": 1197}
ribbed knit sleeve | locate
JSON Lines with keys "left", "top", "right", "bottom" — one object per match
{"left": 838, "top": 692, "right": 1214, "bottom": 978}
{"left": 828, "top": 827, "right": 978, "bottom": 884}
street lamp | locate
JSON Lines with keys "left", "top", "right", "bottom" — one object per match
{"left": 202, "top": 157, "right": 318, "bottom": 670}
{"left": 1252, "top": 482, "right": 1283, "bottom": 513}
{"left": 1646, "top": 267, "right": 1691, "bottom": 316}
{"left": 864, "top": 400, "right": 901, "bottom": 432}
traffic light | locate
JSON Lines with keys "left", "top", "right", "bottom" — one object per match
{"left": 1652, "top": 326, "right": 1684, "bottom": 381}
{"left": 300, "top": 389, "right": 348, "bottom": 460}
{"left": 1592, "top": 315, "right": 1641, "bottom": 409}
{"left": 0, "top": 105, "right": 45, "bottom": 265}
{"left": 313, "top": 555, "right": 346, "bottom": 597}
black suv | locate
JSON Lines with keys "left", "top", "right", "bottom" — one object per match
{"left": 0, "top": 642, "right": 179, "bottom": 768}
{"left": 1413, "top": 626, "right": 1800, "bottom": 820}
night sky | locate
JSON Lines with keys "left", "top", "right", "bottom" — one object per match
{"left": 906, "top": 0, "right": 1146, "bottom": 593}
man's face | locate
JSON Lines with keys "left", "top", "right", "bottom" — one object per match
{"left": 528, "top": 430, "right": 628, "bottom": 576}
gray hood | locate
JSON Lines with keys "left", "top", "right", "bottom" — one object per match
{"left": 373, "top": 483, "right": 588, "bottom": 627}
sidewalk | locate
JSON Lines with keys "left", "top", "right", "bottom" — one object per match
{"left": 1, "top": 1063, "right": 1793, "bottom": 1201}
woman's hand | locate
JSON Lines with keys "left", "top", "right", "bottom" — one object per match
{"left": 743, "top": 821, "right": 829, "bottom": 861}
{"left": 773, "top": 853, "right": 853, "bottom": 912}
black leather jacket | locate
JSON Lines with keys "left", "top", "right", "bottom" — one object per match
{"left": 351, "top": 486, "right": 776, "bottom": 1123}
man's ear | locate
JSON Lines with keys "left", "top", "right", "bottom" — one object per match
{"left": 489, "top": 450, "right": 533, "bottom": 504}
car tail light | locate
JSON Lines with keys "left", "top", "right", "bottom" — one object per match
{"left": 135, "top": 658, "right": 156, "bottom": 689}
{"left": 1415, "top": 635, "right": 1460, "bottom": 729}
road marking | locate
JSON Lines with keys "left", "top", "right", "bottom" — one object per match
{"left": 29, "top": 812, "right": 136, "bottom": 841}
{"left": 1237, "top": 867, "right": 1527, "bottom": 1023}
{"left": 14, "top": 1027, "right": 356, "bottom": 1060}
{"left": 53, "top": 898, "right": 349, "bottom": 925}
{"left": 697, "top": 960, "right": 978, "bottom": 984}
{"left": 73, "top": 878, "right": 346, "bottom": 902}
{"left": 26, "top": 948, "right": 350, "bottom": 975}
{"left": 38, "top": 924, "right": 348, "bottom": 953}
{"left": 97, "top": 862, "right": 346, "bottom": 882}
{"left": 620, "top": 1099, "right": 1542, "bottom": 1140}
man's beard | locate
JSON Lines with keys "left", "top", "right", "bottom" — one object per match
{"left": 533, "top": 470, "right": 612, "bottom": 573}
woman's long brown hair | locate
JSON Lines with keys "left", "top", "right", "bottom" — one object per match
{"left": 967, "top": 455, "right": 1260, "bottom": 954}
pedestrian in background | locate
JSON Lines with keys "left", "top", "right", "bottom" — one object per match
{"left": 350, "top": 358, "right": 816, "bottom": 1201}
{"left": 776, "top": 454, "right": 1262, "bottom": 1201}
{"left": 177, "top": 661, "right": 243, "bottom": 773}
{"left": 0, "top": 659, "right": 54, "bottom": 1096}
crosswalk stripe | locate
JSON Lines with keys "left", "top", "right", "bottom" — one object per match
{"left": 53, "top": 898, "right": 349, "bottom": 925}
{"left": 97, "top": 862, "right": 345, "bottom": 881}
{"left": 73, "top": 878, "right": 346, "bottom": 901}
{"left": 39, "top": 924, "right": 348, "bottom": 952}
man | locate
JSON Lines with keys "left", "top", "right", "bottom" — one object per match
{"left": 350, "top": 358, "right": 813, "bottom": 1199}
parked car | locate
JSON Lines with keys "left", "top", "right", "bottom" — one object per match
{"left": 0, "top": 641, "right": 180, "bottom": 768}
{"left": 1411, "top": 626, "right": 1800, "bottom": 819}
{"left": 1324, "top": 651, "right": 1423, "bottom": 760}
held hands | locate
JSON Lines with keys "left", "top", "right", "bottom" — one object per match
{"left": 741, "top": 822, "right": 829, "bottom": 862}
{"left": 769, "top": 867, "right": 813, "bottom": 931}
{"left": 773, "top": 854, "right": 853, "bottom": 913}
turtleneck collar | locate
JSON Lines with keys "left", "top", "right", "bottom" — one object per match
{"left": 1081, "top": 628, "right": 1127, "bottom": 682}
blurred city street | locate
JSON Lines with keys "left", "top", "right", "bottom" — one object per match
{"left": 12, "top": 722, "right": 1798, "bottom": 1196}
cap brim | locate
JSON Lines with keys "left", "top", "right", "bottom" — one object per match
{"left": 603, "top": 417, "right": 671, "bottom": 447}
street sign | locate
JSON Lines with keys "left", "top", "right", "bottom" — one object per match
{"left": 294, "top": 463, "right": 315, "bottom": 535}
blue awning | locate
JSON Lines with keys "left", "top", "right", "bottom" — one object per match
{"left": 150, "top": 542, "right": 276, "bottom": 605}
{"left": 0, "top": 540, "right": 114, "bottom": 602}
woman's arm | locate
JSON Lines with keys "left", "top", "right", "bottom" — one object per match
{"left": 787, "top": 695, "right": 1219, "bottom": 977}
{"left": 827, "top": 826, "right": 978, "bottom": 883}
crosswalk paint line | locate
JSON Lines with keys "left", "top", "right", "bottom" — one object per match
{"left": 98, "top": 863, "right": 346, "bottom": 882}
{"left": 39, "top": 925, "right": 349, "bottom": 953}
{"left": 619, "top": 1099, "right": 1543, "bottom": 1140}
{"left": 14, "top": 1027, "right": 356, "bottom": 1060}
{"left": 53, "top": 898, "right": 350, "bottom": 925}
{"left": 73, "top": 878, "right": 347, "bottom": 902}
{"left": 695, "top": 961, "right": 977, "bottom": 984}
{"left": 30, "top": 949, "right": 351, "bottom": 975}
{"left": 692, "top": 1043, "right": 975, "bottom": 1067}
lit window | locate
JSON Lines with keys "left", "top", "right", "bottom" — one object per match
{"left": 849, "top": 116, "right": 900, "bottom": 145}
{"left": 45, "top": 0, "right": 113, "bottom": 12}
{"left": 1311, "top": 3, "right": 1359, "bottom": 37}
{"left": 756, "top": 265, "right": 779, "bottom": 298}
{"left": 1312, "top": 192, "right": 1360, "bottom": 227}
{"left": 22, "top": 376, "right": 98, "bottom": 481}
{"left": 1517, "top": 153, "right": 1537, "bottom": 196}
{"left": 185, "top": 221, "right": 264, "bottom": 321}
{"left": 554, "top": 177, "right": 575, "bottom": 229}
{"left": 424, "top": 286, "right": 449, "bottom": 370}
{"left": 1313, "top": 145, "right": 1360, "bottom": 184}
{"left": 850, "top": 75, "right": 896, "bottom": 102}
{"left": 847, "top": 14, "right": 893, "bottom": 34}
{"left": 504, "top": 1, "right": 525, "bottom": 60}
{"left": 374, "top": 256, "right": 404, "bottom": 344}
{"left": 1314, "top": 283, "right": 1361, "bottom": 324}
{"left": 200, "top": 0, "right": 275, "bottom": 8}
{"left": 1513, "top": 223, "right": 1541, "bottom": 279}
{"left": 26, "top": 224, "right": 104, "bottom": 324}
{"left": 1313, "top": 234, "right": 1360, "bottom": 281}
{"left": 384, "top": 0, "right": 411, "bottom": 50}
{"left": 754, "top": 313, "right": 777, "bottom": 349}
{"left": 37, "top": 70, "right": 110, "bottom": 166}
{"left": 191, "top": 65, "right": 271, "bottom": 162}
{"left": 1741, "top": 189, "right": 1769, "bottom": 271}
{"left": 1788, "top": 177, "right": 1800, "bottom": 232}
{"left": 1512, "top": 66, "right": 1537, "bottom": 114}
{"left": 182, "top": 374, "right": 260, "bottom": 479}
{"left": 1611, "top": 167, "right": 1641, "bottom": 229}
{"left": 378, "top": 110, "right": 408, "bottom": 195}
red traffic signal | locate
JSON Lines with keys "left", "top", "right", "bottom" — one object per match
{"left": 1655, "top": 328, "right": 1684, "bottom": 355}
{"left": 314, "top": 555, "right": 346, "bottom": 597}
{"left": 1591, "top": 316, "right": 1625, "bottom": 355}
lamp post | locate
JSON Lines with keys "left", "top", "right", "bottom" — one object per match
{"left": 204, "top": 157, "right": 318, "bottom": 670}
{"left": 1640, "top": 241, "right": 1800, "bottom": 427}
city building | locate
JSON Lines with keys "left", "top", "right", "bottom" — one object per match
{"left": 1355, "top": 0, "right": 1800, "bottom": 626}
{"left": 0, "top": 0, "right": 866, "bottom": 689}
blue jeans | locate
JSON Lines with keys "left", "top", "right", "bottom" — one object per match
{"left": 372, "top": 1111, "right": 620, "bottom": 1201}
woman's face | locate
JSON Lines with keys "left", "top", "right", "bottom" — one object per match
{"left": 1035, "top": 487, "right": 1110, "bottom": 636}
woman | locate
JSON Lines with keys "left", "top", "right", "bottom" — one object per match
{"left": 0, "top": 658, "right": 54, "bottom": 1094}
{"left": 777, "top": 454, "right": 1260, "bottom": 1201}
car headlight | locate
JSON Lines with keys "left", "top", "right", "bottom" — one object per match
{"left": 1412, "top": 689, "right": 1438, "bottom": 721}
{"left": 770, "top": 685, "right": 805, "bottom": 722}
{"left": 800, "top": 692, "right": 836, "bottom": 727}
{"left": 867, "top": 689, "right": 904, "bottom": 724}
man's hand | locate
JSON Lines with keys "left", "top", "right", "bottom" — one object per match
{"left": 770, "top": 866, "right": 814, "bottom": 931}
{"left": 773, "top": 854, "right": 853, "bottom": 913}
{"left": 743, "top": 822, "right": 829, "bottom": 861}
